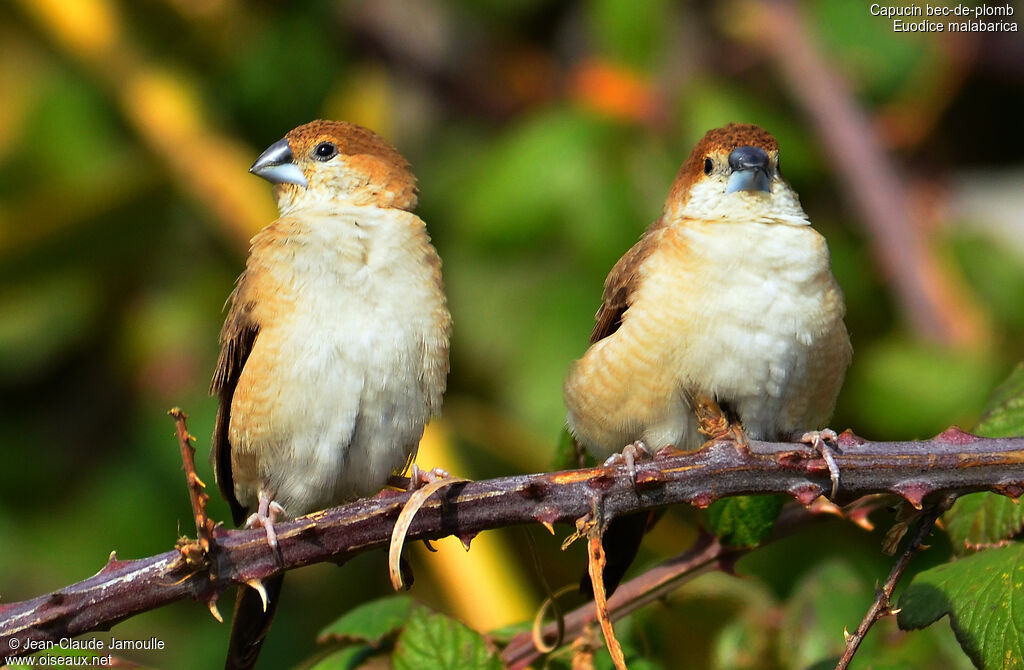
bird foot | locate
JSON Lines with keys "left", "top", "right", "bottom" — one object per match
{"left": 693, "top": 393, "right": 749, "bottom": 450}
{"left": 603, "top": 440, "right": 652, "bottom": 485}
{"left": 798, "top": 429, "right": 841, "bottom": 499}
{"left": 244, "top": 490, "right": 286, "bottom": 556}
{"left": 407, "top": 463, "right": 451, "bottom": 491}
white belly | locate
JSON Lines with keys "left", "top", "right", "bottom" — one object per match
{"left": 565, "top": 218, "right": 845, "bottom": 457}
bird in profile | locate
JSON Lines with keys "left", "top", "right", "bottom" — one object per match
{"left": 564, "top": 123, "right": 851, "bottom": 596}
{"left": 210, "top": 120, "right": 451, "bottom": 669}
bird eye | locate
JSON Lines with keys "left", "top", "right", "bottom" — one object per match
{"left": 703, "top": 157, "right": 713, "bottom": 175}
{"left": 313, "top": 142, "right": 338, "bottom": 161}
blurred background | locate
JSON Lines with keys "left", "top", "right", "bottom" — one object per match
{"left": 1, "top": 0, "right": 1022, "bottom": 667}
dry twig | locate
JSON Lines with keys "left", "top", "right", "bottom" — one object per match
{"left": 170, "top": 409, "right": 215, "bottom": 559}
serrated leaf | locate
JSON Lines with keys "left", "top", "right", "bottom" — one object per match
{"left": 943, "top": 363, "right": 1024, "bottom": 554}
{"left": 393, "top": 606, "right": 502, "bottom": 670}
{"left": 944, "top": 494, "right": 1024, "bottom": 554}
{"left": 705, "top": 495, "right": 784, "bottom": 548}
{"left": 898, "top": 543, "right": 1024, "bottom": 669}
{"left": 317, "top": 595, "right": 414, "bottom": 647}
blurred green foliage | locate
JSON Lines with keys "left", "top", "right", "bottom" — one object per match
{"left": 1, "top": 0, "right": 1022, "bottom": 668}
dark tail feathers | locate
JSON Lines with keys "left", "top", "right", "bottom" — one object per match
{"left": 579, "top": 511, "right": 655, "bottom": 599}
{"left": 224, "top": 573, "right": 285, "bottom": 670}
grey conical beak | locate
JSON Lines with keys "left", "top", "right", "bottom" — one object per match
{"left": 250, "top": 137, "right": 308, "bottom": 187}
{"left": 726, "top": 145, "right": 772, "bottom": 194}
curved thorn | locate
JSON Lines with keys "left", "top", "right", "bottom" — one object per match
{"left": 245, "top": 578, "right": 269, "bottom": 613}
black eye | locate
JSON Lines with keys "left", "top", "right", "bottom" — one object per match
{"left": 703, "top": 157, "right": 713, "bottom": 175}
{"left": 313, "top": 142, "right": 338, "bottom": 160}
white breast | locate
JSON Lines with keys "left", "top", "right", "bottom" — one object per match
{"left": 666, "top": 220, "right": 837, "bottom": 438}
{"left": 239, "top": 206, "right": 448, "bottom": 514}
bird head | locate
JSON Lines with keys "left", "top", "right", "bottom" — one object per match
{"left": 249, "top": 120, "right": 418, "bottom": 214}
{"left": 665, "top": 123, "right": 807, "bottom": 225}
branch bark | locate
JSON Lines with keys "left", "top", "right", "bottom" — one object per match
{"left": 3, "top": 428, "right": 1023, "bottom": 660}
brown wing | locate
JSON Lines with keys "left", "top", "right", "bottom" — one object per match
{"left": 590, "top": 222, "right": 665, "bottom": 343}
{"left": 210, "top": 273, "right": 260, "bottom": 527}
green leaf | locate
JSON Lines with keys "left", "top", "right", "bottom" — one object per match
{"left": 944, "top": 494, "right": 1024, "bottom": 554}
{"left": 393, "top": 606, "right": 502, "bottom": 670}
{"left": 974, "top": 362, "right": 1024, "bottom": 438}
{"left": 304, "top": 644, "right": 374, "bottom": 670}
{"left": 943, "top": 363, "right": 1024, "bottom": 554}
{"left": 898, "top": 543, "right": 1024, "bottom": 669}
{"left": 706, "top": 495, "right": 785, "bottom": 548}
{"left": 317, "top": 595, "right": 414, "bottom": 647}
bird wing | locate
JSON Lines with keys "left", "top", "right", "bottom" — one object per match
{"left": 590, "top": 222, "right": 666, "bottom": 344}
{"left": 210, "top": 272, "right": 260, "bottom": 527}
{"left": 578, "top": 221, "right": 672, "bottom": 598}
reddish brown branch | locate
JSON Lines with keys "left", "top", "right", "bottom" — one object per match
{"left": 2, "top": 428, "right": 1023, "bottom": 661}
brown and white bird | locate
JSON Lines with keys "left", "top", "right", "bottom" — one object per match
{"left": 211, "top": 120, "right": 451, "bottom": 669}
{"left": 564, "top": 123, "right": 851, "bottom": 594}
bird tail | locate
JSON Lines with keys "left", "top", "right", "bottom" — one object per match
{"left": 579, "top": 510, "right": 659, "bottom": 599}
{"left": 224, "top": 573, "right": 285, "bottom": 670}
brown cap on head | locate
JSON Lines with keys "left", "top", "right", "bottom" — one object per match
{"left": 284, "top": 120, "right": 411, "bottom": 169}
{"left": 668, "top": 123, "right": 780, "bottom": 207}
{"left": 283, "top": 120, "right": 418, "bottom": 211}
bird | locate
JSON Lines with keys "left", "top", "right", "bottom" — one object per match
{"left": 563, "top": 123, "right": 851, "bottom": 596}
{"left": 210, "top": 120, "right": 451, "bottom": 669}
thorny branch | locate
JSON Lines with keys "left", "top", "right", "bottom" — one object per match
{"left": 834, "top": 495, "right": 957, "bottom": 670}
{"left": 2, "top": 424, "right": 1024, "bottom": 661}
